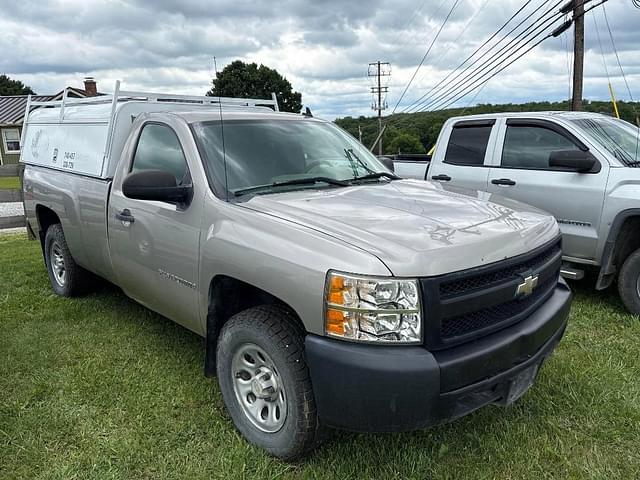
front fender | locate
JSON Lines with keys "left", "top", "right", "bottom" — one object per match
{"left": 197, "top": 198, "right": 391, "bottom": 336}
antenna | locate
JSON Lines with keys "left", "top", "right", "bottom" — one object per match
{"left": 213, "top": 56, "right": 229, "bottom": 201}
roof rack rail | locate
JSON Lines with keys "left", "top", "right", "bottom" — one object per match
{"left": 29, "top": 80, "right": 280, "bottom": 119}
{"left": 27, "top": 80, "right": 280, "bottom": 116}
{"left": 21, "top": 81, "right": 280, "bottom": 172}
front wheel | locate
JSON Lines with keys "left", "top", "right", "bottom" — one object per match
{"left": 216, "top": 305, "right": 324, "bottom": 460}
{"left": 618, "top": 248, "right": 640, "bottom": 315}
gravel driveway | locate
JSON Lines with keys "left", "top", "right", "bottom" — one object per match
{"left": 0, "top": 202, "right": 24, "bottom": 217}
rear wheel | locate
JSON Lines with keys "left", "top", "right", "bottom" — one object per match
{"left": 216, "top": 305, "right": 324, "bottom": 460}
{"left": 618, "top": 248, "right": 640, "bottom": 315}
{"left": 44, "top": 224, "right": 91, "bottom": 297}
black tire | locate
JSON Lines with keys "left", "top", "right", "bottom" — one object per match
{"left": 44, "top": 224, "right": 91, "bottom": 297}
{"left": 618, "top": 248, "right": 640, "bottom": 315}
{"left": 216, "top": 305, "right": 324, "bottom": 460}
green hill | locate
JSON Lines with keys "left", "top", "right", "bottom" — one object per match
{"left": 335, "top": 100, "right": 640, "bottom": 155}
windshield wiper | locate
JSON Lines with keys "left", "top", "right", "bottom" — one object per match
{"left": 344, "top": 148, "right": 377, "bottom": 175}
{"left": 344, "top": 148, "right": 399, "bottom": 182}
{"left": 233, "top": 176, "right": 349, "bottom": 196}
{"left": 350, "top": 171, "right": 401, "bottom": 183}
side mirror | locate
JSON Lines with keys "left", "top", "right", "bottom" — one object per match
{"left": 122, "top": 169, "right": 192, "bottom": 204}
{"left": 548, "top": 150, "right": 597, "bottom": 173}
{"left": 378, "top": 155, "right": 395, "bottom": 172}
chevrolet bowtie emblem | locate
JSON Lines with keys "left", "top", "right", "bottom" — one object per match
{"left": 516, "top": 274, "right": 539, "bottom": 297}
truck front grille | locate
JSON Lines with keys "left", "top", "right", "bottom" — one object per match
{"left": 439, "top": 245, "right": 561, "bottom": 298}
{"left": 420, "top": 238, "right": 562, "bottom": 350}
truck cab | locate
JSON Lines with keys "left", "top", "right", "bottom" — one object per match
{"left": 427, "top": 111, "right": 640, "bottom": 313}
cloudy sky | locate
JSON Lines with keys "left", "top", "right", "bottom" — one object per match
{"left": 0, "top": 0, "right": 638, "bottom": 119}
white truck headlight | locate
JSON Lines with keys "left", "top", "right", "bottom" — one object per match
{"left": 324, "top": 271, "right": 422, "bottom": 344}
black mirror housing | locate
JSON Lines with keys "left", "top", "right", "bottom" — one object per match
{"left": 122, "top": 169, "right": 192, "bottom": 204}
{"left": 548, "top": 150, "right": 598, "bottom": 173}
{"left": 377, "top": 156, "right": 395, "bottom": 172}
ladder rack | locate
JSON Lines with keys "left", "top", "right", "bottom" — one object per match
{"left": 20, "top": 81, "right": 280, "bottom": 175}
{"left": 26, "top": 80, "right": 279, "bottom": 117}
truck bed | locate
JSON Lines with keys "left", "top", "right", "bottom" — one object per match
{"left": 23, "top": 165, "right": 115, "bottom": 282}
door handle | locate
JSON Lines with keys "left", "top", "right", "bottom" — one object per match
{"left": 115, "top": 208, "right": 135, "bottom": 224}
{"left": 491, "top": 178, "right": 516, "bottom": 186}
{"left": 431, "top": 174, "right": 452, "bottom": 181}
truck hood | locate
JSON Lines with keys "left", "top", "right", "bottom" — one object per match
{"left": 237, "top": 180, "right": 559, "bottom": 276}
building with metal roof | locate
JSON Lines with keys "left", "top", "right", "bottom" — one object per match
{"left": 0, "top": 77, "right": 99, "bottom": 165}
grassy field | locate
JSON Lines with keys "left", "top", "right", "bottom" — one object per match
{"left": 1, "top": 232, "right": 639, "bottom": 479}
{"left": 0, "top": 177, "right": 20, "bottom": 190}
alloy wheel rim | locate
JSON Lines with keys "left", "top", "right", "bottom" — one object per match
{"left": 231, "top": 343, "right": 287, "bottom": 433}
{"left": 50, "top": 242, "right": 66, "bottom": 286}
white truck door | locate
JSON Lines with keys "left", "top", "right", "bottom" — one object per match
{"left": 486, "top": 118, "right": 608, "bottom": 262}
{"left": 428, "top": 119, "right": 497, "bottom": 191}
{"left": 107, "top": 121, "right": 203, "bottom": 334}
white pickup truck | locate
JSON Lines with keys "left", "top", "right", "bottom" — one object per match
{"left": 411, "top": 112, "right": 640, "bottom": 314}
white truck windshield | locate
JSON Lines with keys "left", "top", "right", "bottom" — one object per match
{"left": 192, "top": 119, "right": 393, "bottom": 196}
{"left": 571, "top": 118, "right": 640, "bottom": 166}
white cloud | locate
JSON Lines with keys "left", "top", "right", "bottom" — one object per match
{"left": 0, "top": 0, "right": 638, "bottom": 119}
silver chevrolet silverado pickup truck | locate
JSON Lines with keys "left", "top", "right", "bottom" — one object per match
{"left": 20, "top": 87, "right": 571, "bottom": 459}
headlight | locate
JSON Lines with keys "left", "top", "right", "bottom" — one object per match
{"left": 324, "top": 271, "right": 422, "bottom": 344}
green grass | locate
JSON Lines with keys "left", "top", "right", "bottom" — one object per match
{"left": 0, "top": 177, "right": 20, "bottom": 190}
{"left": 1, "top": 233, "right": 639, "bottom": 479}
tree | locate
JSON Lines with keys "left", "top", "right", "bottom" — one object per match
{"left": 336, "top": 98, "right": 640, "bottom": 153}
{"left": 207, "top": 60, "right": 302, "bottom": 113}
{"left": 386, "top": 133, "right": 425, "bottom": 155}
{"left": 0, "top": 74, "right": 35, "bottom": 95}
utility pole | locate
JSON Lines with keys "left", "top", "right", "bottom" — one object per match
{"left": 571, "top": 0, "right": 584, "bottom": 110}
{"left": 368, "top": 61, "right": 390, "bottom": 155}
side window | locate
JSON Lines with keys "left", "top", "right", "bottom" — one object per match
{"left": 131, "top": 124, "right": 188, "bottom": 184}
{"left": 443, "top": 125, "right": 492, "bottom": 166}
{"left": 501, "top": 125, "right": 581, "bottom": 169}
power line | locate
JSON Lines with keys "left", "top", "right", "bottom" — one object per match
{"left": 602, "top": 4, "right": 634, "bottom": 101}
{"left": 390, "top": 0, "right": 446, "bottom": 52}
{"left": 420, "top": 0, "right": 565, "bottom": 112}
{"left": 418, "top": 0, "right": 565, "bottom": 111}
{"left": 392, "top": 0, "right": 462, "bottom": 114}
{"left": 592, "top": 9, "right": 610, "bottom": 80}
{"left": 592, "top": 7, "right": 619, "bottom": 117}
{"left": 391, "top": 0, "right": 429, "bottom": 44}
{"left": 401, "top": 0, "right": 537, "bottom": 113}
{"left": 432, "top": 30, "right": 563, "bottom": 111}
{"left": 562, "top": 23, "right": 573, "bottom": 101}
{"left": 461, "top": 78, "right": 491, "bottom": 114}
{"left": 432, "top": 0, "right": 610, "bottom": 112}
{"left": 406, "top": 0, "right": 492, "bottom": 102}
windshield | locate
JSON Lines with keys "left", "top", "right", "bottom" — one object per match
{"left": 192, "top": 119, "right": 393, "bottom": 197}
{"left": 571, "top": 117, "right": 640, "bottom": 166}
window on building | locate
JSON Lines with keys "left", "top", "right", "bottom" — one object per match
{"left": 2, "top": 128, "right": 21, "bottom": 153}
{"left": 443, "top": 125, "right": 492, "bottom": 166}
